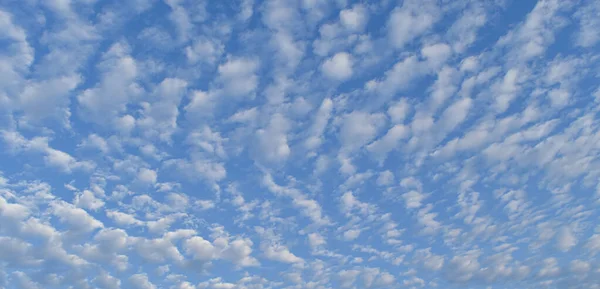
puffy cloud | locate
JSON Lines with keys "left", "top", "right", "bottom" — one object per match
{"left": 185, "top": 236, "right": 216, "bottom": 261}
{"left": 217, "top": 57, "right": 260, "bottom": 99}
{"left": 339, "top": 270, "right": 360, "bottom": 288}
{"left": 537, "top": 257, "right": 560, "bottom": 278}
{"left": 129, "top": 274, "right": 156, "bottom": 289}
{"left": 74, "top": 190, "right": 105, "bottom": 211}
{"left": 556, "top": 226, "right": 577, "bottom": 252}
{"left": 307, "top": 233, "right": 326, "bottom": 249}
{"left": 186, "top": 37, "right": 224, "bottom": 65}
{"left": 305, "top": 98, "right": 333, "bottom": 153}
{"left": 0, "top": 2, "right": 599, "bottom": 289}
{"left": 402, "top": 190, "right": 425, "bottom": 209}
{"left": 94, "top": 272, "right": 122, "bottom": 289}
{"left": 376, "top": 170, "right": 394, "bottom": 186}
{"left": 387, "top": 1, "right": 439, "bottom": 49}
{"left": 51, "top": 201, "right": 103, "bottom": 233}
{"left": 339, "top": 111, "right": 386, "bottom": 153}
{"left": 586, "top": 234, "right": 600, "bottom": 255}
{"left": 575, "top": 1, "right": 600, "bottom": 47}
{"left": 262, "top": 174, "right": 329, "bottom": 226}
{"left": 137, "top": 78, "right": 188, "bottom": 142}
{"left": 137, "top": 168, "right": 158, "bottom": 184}
{"left": 18, "top": 75, "right": 82, "bottom": 126}
{"left": 445, "top": 252, "right": 481, "bottom": 283}
{"left": 367, "top": 124, "right": 408, "bottom": 162}
{"left": 254, "top": 113, "right": 291, "bottom": 163}
{"left": 342, "top": 229, "right": 361, "bottom": 241}
{"left": 77, "top": 42, "right": 142, "bottom": 126}
{"left": 321, "top": 52, "right": 353, "bottom": 81}
{"left": 387, "top": 98, "right": 410, "bottom": 124}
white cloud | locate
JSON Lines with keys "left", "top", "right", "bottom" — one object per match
{"left": 138, "top": 168, "right": 158, "bottom": 184}
{"left": 438, "top": 97, "right": 472, "bottom": 134}
{"left": 388, "top": 98, "right": 410, "bottom": 124}
{"left": 387, "top": 1, "right": 439, "bottom": 49}
{"left": 12, "top": 271, "right": 40, "bottom": 289}
{"left": 366, "top": 124, "right": 408, "bottom": 162}
{"left": 219, "top": 237, "right": 259, "bottom": 267}
{"left": 137, "top": 78, "right": 188, "bottom": 142}
{"left": 186, "top": 38, "right": 224, "bottom": 65}
{"left": 94, "top": 272, "right": 122, "bottom": 289}
{"left": 18, "top": 75, "right": 82, "bottom": 126}
{"left": 129, "top": 274, "right": 156, "bottom": 289}
{"left": 262, "top": 243, "right": 303, "bottom": 264}
{"left": 445, "top": 252, "right": 481, "bottom": 282}
{"left": 402, "top": 190, "right": 425, "bottom": 209}
{"left": 375, "top": 272, "right": 396, "bottom": 287}
{"left": 185, "top": 236, "right": 216, "bottom": 261}
{"left": 343, "top": 229, "right": 361, "bottom": 241}
{"left": 570, "top": 260, "right": 591, "bottom": 275}
{"left": 446, "top": 4, "right": 488, "bottom": 53}
{"left": 217, "top": 57, "right": 260, "bottom": 98}
{"left": 537, "top": 257, "right": 560, "bottom": 278}
{"left": 74, "top": 190, "right": 105, "bottom": 211}
{"left": 497, "top": 0, "right": 570, "bottom": 62}
{"left": 340, "top": 5, "right": 368, "bottom": 31}
{"left": 493, "top": 69, "right": 520, "bottom": 113}
{"left": 376, "top": 170, "right": 394, "bottom": 186}
{"left": 585, "top": 234, "right": 600, "bottom": 255}
{"left": 556, "top": 226, "right": 577, "bottom": 252}
{"left": 77, "top": 42, "right": 142, "bottom": 125}
{"left": 195, "top": 200, "right": 215, "bottom": 210}
{"left": 1, "top": 2, "right": 599, "bottom": 289}
{"left": 45, "top": 147, "right": 96, "bottom": 173}
{"left": 106, "top": 210, "right": 143, "bottom": 227}
{"left": 339, "top": 111, "right": 386, "bottom": 153}
{"left": 421, "top": 43, "right": 452, "bottom": 71}
{"left": 321, "top": 52, "right": 353, "bottom": 81}
{"left": 254, "top": 113, "right": 291, "bottom": 163}
{"left": 367, "top": 56, "right": 423, "bottom": 105}
{"left": 339, "top": 270, "right": 360, "bottom": 288}
{"left": 305, "top": 98, "right": 333, "bottom": 152}
{"left": 51, "top": 201, "right": 103, "bottom": 233}
{"left": 308, "top": 233, "right": 326, "bottom": 249}
{"left": 576, "top": 1, "right": 600, "bottom": 47}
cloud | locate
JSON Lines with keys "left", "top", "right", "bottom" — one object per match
{"left": 185, "top": 236, "right": 216, "bottom": 261}
{"left": 51, "top": 201, "right": 103, "bottom": 233}
{"left": 254, "top": 113, "right": 291, "bottom": 163}
{"left": 307, "top": 233, "right": 326, "bottom": 249}
{"left": 305, "top": 98, "right": 333, "bottom": 153}
{"left": 387, "top": 1, "right": 439, "bottom": 49}
{"left": 340, "top": 5, "right": 368, "bottom": 31}
{"left": 262, "top": 243, "right": 303, "bottom": 264}
{"left": 342, "top": 229, "right": 361, "bottom": 241}
{"left": 339, "top": 270, "right": 360, "bottom": 288}
{"left": 556, "top": 226, "right": 577, "bottom": 252}
{"left": 1, "top": 2, "right": 600, "bottom": 289}
{"left": 129, "top": 274, "right": 156, "bottom": 289}
{"left": 575, "top": 1, "right": 600, "bottom": 47}
{"left": 74, "top": 190, "right": 105, "bottom": 211}
{"left": 137, "top": 168, "right": 158, "bottom": 184}
{"left": 77, "top": 42, "right": 142, "bottom": 126}
{"left": 321, "top": 52, "right": 353, "bottom": 81}
{"left": 216, "top": 57, "right": 260, "bottom": 99}
{"left": 339, "top": 111, "right": 386, "bottom": 153}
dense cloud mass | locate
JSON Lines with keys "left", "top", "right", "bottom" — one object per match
{"left": 1, "top": 1, "right": 600, "bottom": 289}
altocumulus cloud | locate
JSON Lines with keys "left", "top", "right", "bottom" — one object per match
{"left": 1, "top": 1, "right": 600, "bottom": 289}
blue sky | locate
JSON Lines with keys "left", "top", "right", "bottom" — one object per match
{"left": 1, "top": 0, "right": 600, "bottom": 288}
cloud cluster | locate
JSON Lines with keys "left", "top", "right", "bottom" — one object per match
{"left": 1, "top": 1, "right": 600, "bottom": 289}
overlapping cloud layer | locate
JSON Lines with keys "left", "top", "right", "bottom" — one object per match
{"left": 1, "top": 1, "right": 600, "bottom": 289}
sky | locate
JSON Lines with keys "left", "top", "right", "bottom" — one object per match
{"left": 0, "top": 0, "right": 600, "bottom": 288}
